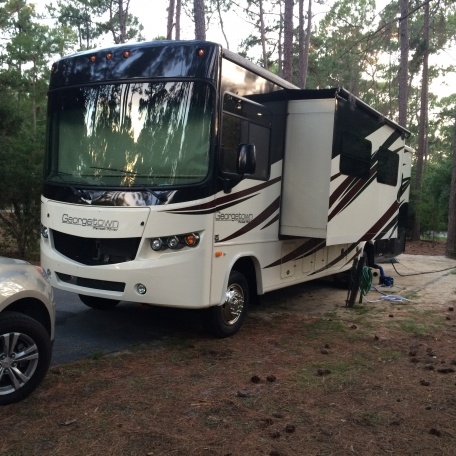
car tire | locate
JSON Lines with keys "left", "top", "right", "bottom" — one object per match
{"left": 78, "top": 294, "right": 120, "bottom": 310}
{"left": 202, "top": 270, "right": 249, "bottom": 338}
{"left": 0, "top": 311, "right": 52, "bottom": 405}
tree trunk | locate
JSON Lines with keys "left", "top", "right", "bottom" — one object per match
{"left": 278, "top": 5, "right": 283, "bottom": 77}
{"left": 259, "top": 0, "right": 268, "bottom": 70}
{"left": 32, "top": 61, "right": 37, "bottom": 136}
{"left": 167, "top": 0, "right": 175, "bottom": 39}
{"left": 109, "top": 0, "right": 128, "bottom": 44}
{"left": 398, "top": 0, "right": 409, "bottom": 128}
{"left": 194, "top": 0, "right": 206, "bottom": 40}
{"left": 446, "top": 116, "right": 456, "bottom": 259}
{"left": 412, "top": 1, "right": 429, "bottom": 241}
{"left": 300, "top": 0, "right": 312, "bottom": 88}
{"left": 118, "top": 0, "right": 127, "bottom": 43}
{"left": 282, "top": 0, "right": 293, "bottom": 82}
{"left": 298, "top": 0, "right": 304, "bottom": 87}
{"left": 216, "top": 0, "right": 229, "bottom": 49}
{"left": 176, "top": 0, "right": 181, "bottom": 40}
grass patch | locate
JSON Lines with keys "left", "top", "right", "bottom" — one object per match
{"left": 376, "top": 348, "right": 401, "bottom": 362}
{"left": 351, "top": 305, "right": 373, "bottom": 315}
{"left": 402, "top": 291, "right": 420, "bottom": 300}
{"left": 389, "top": 319, "right": 435, "bottom": 335}
{"left": 296, "top": 358, "right": 372, "bottom": 391}
{"left": 305, "top": 318, "right": 347, "bottom": 336}
{"left": 90, "top": 350, "right": 106, "bottom": 360}
{"left": 403, "top": 308, "right": 447, "bottom": 329}
{"left": 359, "top": 411, "right": 389, "bottom": 426}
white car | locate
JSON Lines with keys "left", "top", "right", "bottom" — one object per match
{"left": 0, "top": 257, "right": 55, "bottom": 405}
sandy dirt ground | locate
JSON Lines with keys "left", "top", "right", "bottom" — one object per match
{"left": 2, "top": 251, "right": 456, "bottom": 456}
{"left": 255, "top": 254, "right": 456, "bottom": 320}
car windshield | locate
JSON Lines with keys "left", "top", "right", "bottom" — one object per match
{"left": 45, "top": 81, "right": 214, "bottom": 187}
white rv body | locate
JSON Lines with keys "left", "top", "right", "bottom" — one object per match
{"left": 40, "top": 41, "right": 411, "bottom": 336}
{"left": 281, "top": 99, "right": 408, "bottom": 245}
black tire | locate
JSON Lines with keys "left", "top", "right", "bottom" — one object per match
{"left": 78, "top": 294, "right": 120, "bottom": 310}
{"left": 202, "top": 271, "right": 249, "bottom": 338}
{"left": 0, "top": 311, "right": 52, "bottom": 405}
{"left": 333, "top": 271, "right": 351, "bottom": 289}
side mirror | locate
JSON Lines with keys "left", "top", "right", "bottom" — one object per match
{"left": 219, "top": 143, "right": 256, "bottom": 194}
{"left": 237, "top": 144, "right": 256, "bottom": 175}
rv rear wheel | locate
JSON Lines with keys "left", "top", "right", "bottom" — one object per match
{"left": 202, "top": 271, "right": 249, "bottom": 338}
{"left": 78, "top": 294, "right": 120, "bottom": 310}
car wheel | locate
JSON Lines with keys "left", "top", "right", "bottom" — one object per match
{"left": 0, "top": 311, "right": 52, "bottom": 405}
{"left": 78, "top": 294, "right": 120, "bottom": 310}
{"left": 202, "top": 270, "right": 249, "bottom": 338}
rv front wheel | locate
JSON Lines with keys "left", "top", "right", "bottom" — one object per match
{"left": 78, "top": 295, "right": 120, "bottom": 310}
{"left": 202, "top": 271, "right": 249, "bottom": 338}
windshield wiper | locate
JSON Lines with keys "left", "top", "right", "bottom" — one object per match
{"left": 50, "top": 173, "right": 94, "bottom": 199}
{"left": 90, "top": 166, "right": 138, "bottom": 175}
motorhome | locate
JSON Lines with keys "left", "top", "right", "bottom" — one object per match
{"left": 40, "top": 40, "right": 411, "bottom": 337}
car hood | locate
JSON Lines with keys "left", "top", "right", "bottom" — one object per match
{"left": 0, "top": 257, "right": 29, "bottom": 266}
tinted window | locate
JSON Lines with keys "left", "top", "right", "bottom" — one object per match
{"left": 377, "top": 147, "right": 399, "bottom": 186}
{"left": 339, "top": 130, "right": 372, "bottom": 179}
{"left": 220, "top": 93, "right": 271, "bottom": 180}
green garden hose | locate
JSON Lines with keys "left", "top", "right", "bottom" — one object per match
{"left": 359, "top": 266, "right": 373, "bottom": 303}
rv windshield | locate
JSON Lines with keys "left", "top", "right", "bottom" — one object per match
{"left": 45, "top": 81, "right": 214, "bottom": 187}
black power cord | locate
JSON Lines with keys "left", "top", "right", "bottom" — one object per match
{"left": 389, "top": 259, "right": 456, "bottom": 277}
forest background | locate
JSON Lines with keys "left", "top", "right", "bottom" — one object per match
{"left": 0, "top": 0, "right": 455, "bottom": 259}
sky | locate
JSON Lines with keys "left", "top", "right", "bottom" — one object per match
{"left": 127, "top": 0, "right": 456, "bottom": 100}
{"left": 128, "top": 1, "right": 248, "bottom": 48}
{"left": 33, "top": 0, "right": 455, "bottom": 99}
{"left": 131, "top": 0, "right": 456, "bottom": 89}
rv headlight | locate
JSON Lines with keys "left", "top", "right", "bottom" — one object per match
{"left": 150, "top": 232, "right": 201, "bottom": 251}
{"left": 184, "top": 233, "right": 200, "bottom": 247}
{"left": 41, "top": 224, "right": 49, "bottom": 239}
{"left": 166, "top": 236, "right": 180, "bottom": 249}
{"left": 150, "top": 238, "right": 164, "bottom": 251}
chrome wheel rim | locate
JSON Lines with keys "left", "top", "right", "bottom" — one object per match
{"left": 0, "top": 332, "right": 39, "bottom": 396}
{"left": 222, "top": 282, "right": 245, "bottom": 326}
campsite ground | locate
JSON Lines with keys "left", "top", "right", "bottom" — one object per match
{"left": 1, "top": 240, "right": 456, "bottom": 456}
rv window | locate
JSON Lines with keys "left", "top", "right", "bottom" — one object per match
{"left": 339, "top": 130, "right": 372, "bottom": 179}
{"left": 220, "top": 93, "right": 271, "bottom": 180}
{"left": 377, "top": 147, "right": 399, "bottom": 186}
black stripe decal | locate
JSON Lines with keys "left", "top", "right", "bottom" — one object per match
{"left": 328, "top": 138, "right": 404, "bottom": 218}
{"left": 311, "top": 242, "right": 359, "bottom": 275}
{"left": 328, "top": 169, "right": 377, "bottom": 222}
{"left": 164, "top": 177, "right": 281, "bottom": 214}
{"left": 218, "top": 197, "right": 280, "bottom": 242}
{"left": 398, "top": 176, "right": 410, "bottom": 199}
{"left": 264, "top": 238, "right": 325, "bottom": 269}
{"left": 360, "top": 201, "right": 399, "bottom": 241}
{"left": 261, "top": 214, "right": 279, "bottom": 230}
{"left": 375, "top": 216, "right": 398, "bottom": 241}
{"left": 329, "top": 150, "right": 379, "bottom": 209}
{"left": 170, "top": 194, "right": 259, "bottom": 215}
